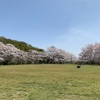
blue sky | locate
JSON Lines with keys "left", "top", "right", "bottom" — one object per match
{"left": 0, "top": 0, "right": 100, "bottom": 56}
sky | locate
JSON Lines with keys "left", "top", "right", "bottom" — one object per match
{"left": 0, "top": 0, "right": 100, "bottom": 56}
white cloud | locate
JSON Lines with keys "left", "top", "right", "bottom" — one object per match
{"left": 52, "top": 27, "right": 100, "bottom": 56}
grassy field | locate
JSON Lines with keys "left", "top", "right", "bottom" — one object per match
{"left": 0, "top": 64, "right": 100, "bottom": 100}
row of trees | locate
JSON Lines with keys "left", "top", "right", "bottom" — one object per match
{"left": 0, "top": 42, "right": 76, "bottom": 65}
{"left": 79, "top": 43, "right": 100, "bottom": 64}
{"left": 1, "top": 40, "right": 100, "bottom": 65}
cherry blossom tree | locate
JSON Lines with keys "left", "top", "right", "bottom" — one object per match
{"left": 47, "top": 46, "right": 77, "bottom": 63}
{"left": 79, "top": 43, "right": 100, "bottom": 64}
{"left": 0, "top": 42, "right": 77, "bottom": 65}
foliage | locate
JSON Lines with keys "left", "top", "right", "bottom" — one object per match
{"left": 0, "top": 42, "right": 77, "bottom": 65}
{"left": 0, "top": 36, "right": 44, "bottom": 52}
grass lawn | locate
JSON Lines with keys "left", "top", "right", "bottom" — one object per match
{"left": 0, "top": 64, "right": 100, "bottom": 100}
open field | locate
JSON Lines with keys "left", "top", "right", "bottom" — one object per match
{"left": 0, "top": 64, "right": 100, "bottom": 100}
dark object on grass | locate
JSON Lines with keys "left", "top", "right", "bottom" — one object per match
{"left": 76, "top": 65, "right": 81, "bottom": 68}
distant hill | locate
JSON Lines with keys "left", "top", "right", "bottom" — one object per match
{"left": 0, "top": 36, "right": 44, "bottom": 52}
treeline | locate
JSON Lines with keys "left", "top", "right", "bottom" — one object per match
{"left": 1, "top": 37, "right": 100, "bottom": 65}
{"left": 0, "top": 36, "right": 44, "bottom": 52}
{"left": 0, "top": 42, "right": 76, "bottom": 65}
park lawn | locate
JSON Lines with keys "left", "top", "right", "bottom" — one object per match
{"left": 0, "top": 64, "right": 100, "bottom": 100}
